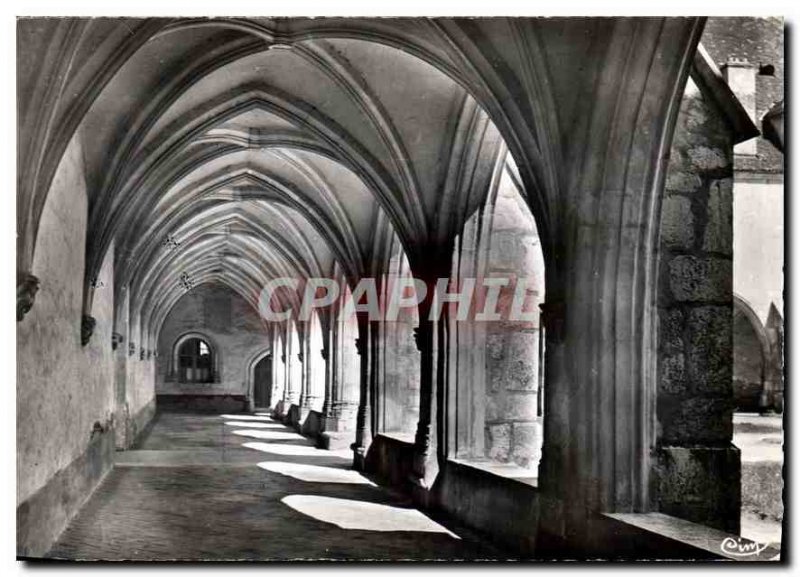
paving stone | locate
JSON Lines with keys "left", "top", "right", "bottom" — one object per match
{"left": 47, "top": 410, "right": 500, "bottom": 561}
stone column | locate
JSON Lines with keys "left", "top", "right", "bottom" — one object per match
{"left": 654, "top": 73, "right": 743, "bottom": 533}
{"left": 320, "top": 329, "right": 332, "bottom": 418}
{"left": 319, "top": 309, "right": 358, "bottom": 449}
{"left": 351, "top": 318, "right": 372, "bottom": 470}
{"left": 285, "top": 325, "right": 302, "bottom": 408}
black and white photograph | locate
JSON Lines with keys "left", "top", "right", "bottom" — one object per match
{"left": 11, "top": 5, "right": 788, "bottom": 564}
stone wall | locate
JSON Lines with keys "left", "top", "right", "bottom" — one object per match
{"left": 656, "top": 76, "right": 739, "bottom": 532}
{"left": 156, "top": 284, "right": 270, "bottom": 400}
{"left": 17, "top": 136, "right": 123, "bottom": 555}
{"left": 482, "top": 177, "right": 544, "bottom": 469}
{"left": 379, "top": 292, "right": 420, "bottom": 435}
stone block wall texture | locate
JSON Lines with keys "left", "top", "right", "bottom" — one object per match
{"left": 703, "top": 17, "right": 784, "bottom": 175}
{"left": 482, "top": 176, "right": 545, "bottom": 469}
{"left": 656, "top": 77, "right": 739, "bottom": 532}
{"left": 156, "top": 284, "right": 270, "bottom": 398}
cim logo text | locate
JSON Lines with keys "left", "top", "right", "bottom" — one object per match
{"left": 720, "top": 537, "right": 770, "bottom": 558}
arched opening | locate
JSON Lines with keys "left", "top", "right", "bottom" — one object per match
{"left": 253, "top": 354, "right": 272, "bottom": 409}
{"left": 733, "top": 297, "right": 769, "bottom": 412}
{"left": 177, "top": 337, "right": 215, "bottom": 383}
{"left": 376, "top": 244, "right": 420, "bottom": 441}
{"left": 169, "top": 331, "right": 221, "bottom": 384}
{"left": 730, "top": 295, "right": 784, "bottom": 547}
{"left": 448, "top": 156, "right": 546, "bottom": 481}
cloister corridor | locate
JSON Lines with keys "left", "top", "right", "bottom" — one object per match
{"left": 46, "top": 411, "right": 502, "bottom": 561}
{"left": 16, "top": 16, "right": 784, "bottom": 562}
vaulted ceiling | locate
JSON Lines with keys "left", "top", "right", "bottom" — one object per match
{"left": 18, "top": 17, "right": 704, "bottom": 351}
{"left": 18, "top": 18, "right": 514, "bottom": 345}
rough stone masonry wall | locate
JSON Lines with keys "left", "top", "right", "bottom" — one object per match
{"left": 380, "top": 297, "right": 420, "bottom": 435}
{"left": 656, "top": 76, "right": 740, "bottom": 532}
{"left": 483, "top": 176, "right": 545, "bottom": 470}
{"left": 17, "top": 136, "right": 120, "bottom": 555}
{"left": 156, "top": 284, "right": 270, "bottom": 399}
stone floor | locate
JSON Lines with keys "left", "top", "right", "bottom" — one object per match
{"left": 733, "top": 413, "right": 784, "bottom": 548}
{"left": 47, "top": 410, "right": 503, "bottom": 561}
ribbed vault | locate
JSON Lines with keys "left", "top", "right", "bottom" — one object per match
{"left": 16, "top": 18, "right": 520, "bottom": 349}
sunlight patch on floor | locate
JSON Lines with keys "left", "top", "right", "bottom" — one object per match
{"left": 224, "top": 421, "right": 285, "bottom": 429}
{"left": 242, "top": 442, "right": 351, "bottom": 459}
{"left": 258, "top": 461, "right": 374, "bottom": 485}
{"left": 219, "top": 414, "right": 276, "bottom": 422}
{"left": 281, "top": 495, "right": 460, "bottom": 537}
{"left": 232, "top": 429, "right": 306, "bottom": 441}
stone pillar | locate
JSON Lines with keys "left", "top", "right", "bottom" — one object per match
{"left": 351, "top": 319, "right": 373, "bottom": 470}
{"left": 409, "top": 315, "right": 441, "bottom": 497}
{"left": 655, "top": 70, "right": 740, "bottom": 533}
{"left": 319, "top": 310, "right": 358, "bottom": 449}
{"left": 285, "top": 325, "right": 302, "bottom": 408}
{"left": 320, "top": 333, "right": 332, "bottom": 418}
{"left": 321, "top": 310, "right": 338, "bottom": 421}
{"left": 496, "top": 19, "right": 708, "bottom": 555}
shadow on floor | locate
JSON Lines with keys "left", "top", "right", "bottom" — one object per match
{"left": 46, "top": 410, "right": 505, "bottom": 561}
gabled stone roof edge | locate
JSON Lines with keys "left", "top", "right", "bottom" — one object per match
{"left": 690, "top": 43, "right": 761, "bottom": 145}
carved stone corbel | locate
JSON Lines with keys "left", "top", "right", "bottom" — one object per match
{"left": 354, "top": 337, "right": 366, "bottom": 356}
{"left": 112, "top": 332, "right": 124, "bottom": 350}
{"left": 17, "top": 272, "right": 40, "bottom": 322}
{"left": 81, "top": 315, "right": 96, "bottom": 346}
{"left": 320, "top": 347, "right": 328, "bottom": 361}
{"left": 297, "top": 351, "right": 304, "bottom": 363}
{"left": 146, "top": 350, "right": 152, "bottom": 360}
{"left": 128, "top": 342, "right": 136, "bottom": 357}
{"left": 139, "top": 347, "right": 145, "bottom": 360}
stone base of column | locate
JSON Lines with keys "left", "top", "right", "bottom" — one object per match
{"left": 272, "top": 400, "right": 288, "bottom": 419}
{"left": 299, "top": 410, "right": 323, "bottom": 437}
{"left": 352, "top": 443, "right": 368, "bottom": 471}
{"left": 320, "top": 405, "right": 357, "bottom": 433}
{"left": 655, "top": 445, "right": 741, "bottom": 534}
{"left": 286, "top": 404, "right": 301, "bottom": 428}
{"left": 295, "top": 406, "right": 311, "bottom": 430}
{"left": 408, "top": 449, "right": 439, "bottom": 508}
{"left": 317, "top": 430, "right": 355, "bottom": 450}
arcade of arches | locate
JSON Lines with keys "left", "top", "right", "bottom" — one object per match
{"left": 16, "top": 17, "right": 781, "bottom": 560}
